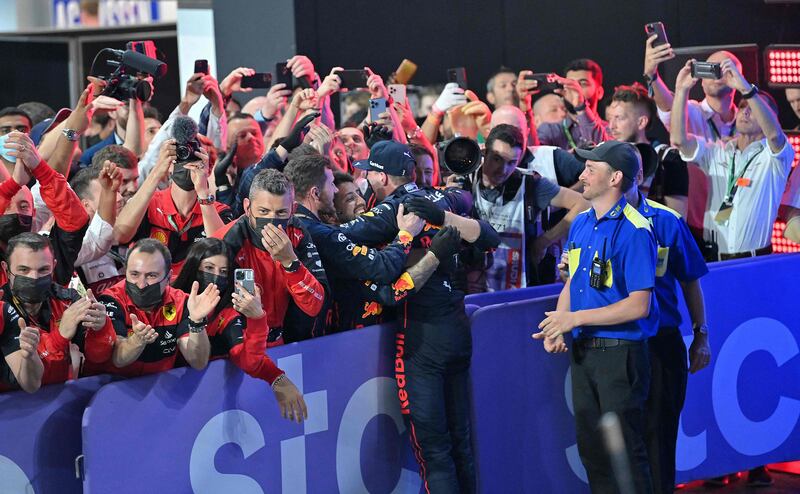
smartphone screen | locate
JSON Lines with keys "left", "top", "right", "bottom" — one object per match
{"left": 338, "top": 69, "right": 368, "bottom": 90}
{"left": 241, "top": 73, "right": 272, "bottom": 89}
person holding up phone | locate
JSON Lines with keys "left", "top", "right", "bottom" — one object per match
{"left": 172, "top": 238, "right": 307, "bottom": 423}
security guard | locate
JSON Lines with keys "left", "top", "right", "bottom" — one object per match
{"left": 534, "top": 140, "right": 659, "bottom": 494}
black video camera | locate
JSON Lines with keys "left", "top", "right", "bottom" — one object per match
{"left": 90, "top": 47, "right": 167, "bottom": 102}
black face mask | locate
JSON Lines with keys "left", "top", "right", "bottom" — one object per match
{"left": 171, "top": 165, "right": 195, "bottom": 191}
{"left": 248, "top": 213, "right": 290, "bottom": 239}
{"left": 11, "top": 273, "right": 52, "bottom": 304}
{"left": 0, "top": 214, "right": 33, "bottom": 244}
{"left": 125, "top": 278, "right": 165, "bottom": 309}
{"left": 198, "top": 271, "right": 228, "bottom": 294}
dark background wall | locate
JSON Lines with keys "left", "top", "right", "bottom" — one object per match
{"left": 294, "top": 0, "right": 800, "bottom": 128}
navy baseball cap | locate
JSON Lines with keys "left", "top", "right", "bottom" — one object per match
{"left": 575, "top": 141, "right": 640, "bottom": 181}
{"left": 353, "top": 140, "right": 416, "bottom": 177}
{"left": 29, "top": 108, "right": 72, "bottom": 146}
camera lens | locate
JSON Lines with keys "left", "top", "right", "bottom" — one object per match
{"left": 236, "top": 271, "right": 244, "bottom": 280}
{"left": 175, "top": 144, "right": 191, "bottom": 161}
{"left": 442, "top": 137, "right": 481, "bottom": 176}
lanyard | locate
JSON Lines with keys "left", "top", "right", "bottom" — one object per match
{"left": 561, "top": 119, "right": 578, "bottom": 150}
{"left": 725, "top": 150, "right": 758, "bottom": 200}
{"left": 707, "top": 117, "right": 735, "bottom": 141}
{"left": 166, "top": 213, "right": 195, "bottom": 237}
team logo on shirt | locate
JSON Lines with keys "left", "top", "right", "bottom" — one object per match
{"left": 392, "top": 273, "right": 415, "bottom": 301}
{"left": 151, "top": 230, "right": 168, "bottom": 245}
{"left": 362, "top": 301, "right": 383, "bottom": 318}
{"left": 162, "top": 303, "right": 177, "bottom": 322}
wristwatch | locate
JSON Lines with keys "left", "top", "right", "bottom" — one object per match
{"left": 283, "top": 259, "right": 301, "bottom": 273}
{"left": 198, "top": 195, "right": 215, "bottom": 206}
{"left": 741, "top": 84, "right": 759, "bottom": 100}
{"left": 692, "top": 323, "right": 709, "bottom": 335}
{"left": 62, "top": 128, "right": 81, "bottom": 141}
{"left": 188, "top": 317, "right": 208, "bottom": 333}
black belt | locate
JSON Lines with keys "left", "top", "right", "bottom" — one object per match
{"left": 575, "top": 337, "right": 643, "bottom": 349}
{"left": 719, "top": 244, "right": 772, "bottom": 261}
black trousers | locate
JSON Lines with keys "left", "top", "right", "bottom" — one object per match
{"left": 396, "top": 309, "right": 476, "bottom": 494}
{"left": 645, "top": 327, "right": 688, "bottom": 494}
{"left": 571, "top": 339, "right": 654, "bottom": 494}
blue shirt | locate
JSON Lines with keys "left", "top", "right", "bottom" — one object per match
{"left": 636, "top": 195, "right": 708, "bottom": 329}
{"left": 567, "top": 196, "right": 659, "bottom": 341}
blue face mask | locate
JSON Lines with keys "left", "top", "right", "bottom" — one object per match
{"left": 0, "top": 134, "right": 16, "bottom": 163}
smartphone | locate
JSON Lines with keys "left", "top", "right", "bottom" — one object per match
{"left": 388, "top": 84, "right": 406, "bottom": 104}
{"left": 447, "top": 67, "right": 468, "bottom": 89}
{"left": 369, "top": 97, "right": 389, "bottom": 122}
{"left": 338, "top": 69, "right": 368, "bottom": 90}
{"left": 241, "top": 72, "right": 272, "bottom": 89}
{"left": 275, "top": 61, "right": 293, "bottom": 89}
{"left": 193, "top": 59, "right": 209, "bottom": 75}
{"left": 644, "top": 22, "right": 669, "bottom": 47}
{"left": 234, "top": 269, "right": 255, "bottom": 295}
{"left": 394, "top": 59, "right": 418, "bottom": 85}
{"left": 526, "top": 72, "right": 563, "bottom": 92}
{"left": 691, "top": 61, "right": 722, "bottom": 80}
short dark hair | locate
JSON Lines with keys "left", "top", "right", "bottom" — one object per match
{"left": 333, "top": 171, "right": 355, "bottom": 188}
{"left": 408, "top": 143, "right": 433, "bottom": 162}
{"left": 287, "top": 143, "right": 321, "bottom": 162}
{"left": 6, "top": 232, "right": 53, "bottom": 260}
{"left": 92, "top": 144, "right": 138, "bottom": 170}
{"left": 0, "top": 107, "right": 33, "bottom": 129}
{"left": 128, "top": 238, "right": 172, "bottom": 270}
{"left": 17, "top": 101, "right": 55, "bottom": 126}
{"left": 92, "top": 112, "right": 111, "bottom": 126}
{"left": 611, "top": 83, "right": 657, "bottom": 130}
{"left": 143, "top": 105, "right": 162, "bottom": 122}
{"left": 486, "top": 124, "right": 524, "bottom": 152}
{"left": 487, "top": 66, "right": 517, "bottom": 93}
{"left": 563, "top": 58, "right": 603, "bottom": 87}
{"left": 285, "top": 155, "right": 330, "bottom": 200}
{"left": 250, "top": 168, "right": 293, "bottom": 198}
{"left": 69, "top": 166, "right": 101, "bottom": 200}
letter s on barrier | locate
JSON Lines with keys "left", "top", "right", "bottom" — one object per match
{"left": 713, "top": 317, "right": 800, "bottom": 456}
{"left": 0, "top": 456, "right": 34, "bottom": 493}
{"left": 190, "top": 410, "right": 266, "bottom": 494}
{"left": 336, "top": 377, "right": 421, "bottom": 494}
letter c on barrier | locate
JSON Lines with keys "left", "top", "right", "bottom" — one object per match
{"left": 713, "top": 317, "right": 800, "bottom": 456}
{"left": 336, "top": 377, "right": 422, "bottom": 494}
{"left": 190, "top": 410, "right": 266, "bottom": 494}
{"left": 0, "top": 456, "right": 33, "bottom": 493}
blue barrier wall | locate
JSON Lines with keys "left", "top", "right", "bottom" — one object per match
{"left": 0, "top": 254, "right": 798, "bottom": 493}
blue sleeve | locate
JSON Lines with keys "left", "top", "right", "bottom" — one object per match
{"left": 318, "top": 227, "right": 410, "bottom": 283}
{"left": 198, "top": 103, "right": 211, "bottom": 136}
{"left": 552, "top": 148, "right": 585, "bottom": 186}
{"left": 338, "top": 202, "right": 399, "bottom": 245}
{"left": 620, "top": 227, "right": 657, "bottom": 293}
{"left": 669, "top": 216, "right": 709, "bottom": 282}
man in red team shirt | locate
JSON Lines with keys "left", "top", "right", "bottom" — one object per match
{"left": 214, "top": 169, "right": 326, "bottom": 345}
{"left": 88, "top": 239, "right": 217, "bottom": 377}
{"left": 113, "top": 137, "right": 233, "bottom": 277}
{"left": 0, "top": 233, "right": 115, "bottom": 387}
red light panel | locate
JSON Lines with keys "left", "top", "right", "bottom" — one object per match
{"left": 772, "top": 220, "right": 800, "bottom": 253}
{"left": 790, "top": 132, "right": 800, "bottom": 169}
{"left": 765, "top": 45, "right": 800, "bottom": 88}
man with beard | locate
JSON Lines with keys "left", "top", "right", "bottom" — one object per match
{"left": 85, "top": 239, "right": 216, "bottom": 377}
{"left": 608, "top": 83, "right": 689, "bottom": 217}
{"left": 214, "top": 169, "right": 326, "bottom": 345}
{"left": 486, "top": 67, "right": 518, "bottom": 109}
{"left": 0, "top": 233, "right": 115, "bottom": 388}
{"left": 333, "top": 172, "right": 367, "bottom": 224}
{"left": 286, "top": 154, "right": 425, "bottom": 332}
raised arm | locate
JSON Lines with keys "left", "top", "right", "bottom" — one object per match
{"left": 670, "top": 60, "right": 700, "bottom": 157}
